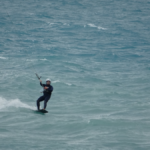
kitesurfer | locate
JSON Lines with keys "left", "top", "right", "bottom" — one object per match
{"left": 36, "top": 79, "right": 53, "bottom": 110}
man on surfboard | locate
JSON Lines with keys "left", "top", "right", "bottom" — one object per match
{"left": 36, "top": 79, "right": 53, "bottom": 110}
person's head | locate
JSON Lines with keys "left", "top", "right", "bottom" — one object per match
{"left": 46, "top": 79, "right": 51, "bottom": 85}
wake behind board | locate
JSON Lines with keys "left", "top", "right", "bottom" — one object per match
{"left": 36, "top": 109, "right": 48, "bottom": 113}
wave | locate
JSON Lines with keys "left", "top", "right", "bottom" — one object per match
{"left": 40, "top": 58, "right": 47, "bottom": 61}
{"left": 0, "top": 97, "right": 35, "bottom": 110}
{"left": 26, "top": 58, "right": 47, "bottom": 62}
{"left": 46, "top": 22, "right": 106, "bottom": 31}
{"left": 53, "top": 80, "right": 72, "bottom": 86}
{"left": 26, "top": 59, "right": 37, "bottom": 62}
{"left": 87, "top": 23, "right": 107, "bottom": 30}
{"left": 0, "top": 56, "right": 8, "bottom": 60}
{"left": 47, "top": 22, "right": 56, "bottom": 26}
{"left": 63, "top": 23, "right": 70, "bottom": 26}
{"left": 52, "top": 80, "right": 60, "bottom": 83}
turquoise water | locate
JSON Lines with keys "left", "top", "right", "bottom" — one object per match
{"left": 0, "top": 0, "right": 150, "bottom": 149}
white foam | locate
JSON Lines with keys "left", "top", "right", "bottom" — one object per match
{"left": 87, "top": 23, "right": 107, "bottom": 30}
{"left": 0, "top": 56, "right": 7, "bottom": 60}
{"left": 40, "top": 58, "right": 47, "bottom": 61}
{"left": 47, "top": 22, "right": 56, "bottom": 26}
{"left": 0, "top": 97, "right": 35, "bottom": 110}
{"left": 26, "top": 59, "right": 37, "bottom": 62}
{"left": 97, "top": 26, "right": 106, "bottom": 30}
{"left": 63, "top": 23, "right": 70, "bottom": 26}
{"left": 26, "top": 58, "right": 47, "bottom": 61}
{"left": 53, "top": 80, "right": 72, "bottom": 86}
{"left": 66, "top": 83, "right": 72, "bottom": 86}
{"left": 88, "top": 23, "right": 97, "bottom": 28}
{"left": 49, "top": 23, "right": 55, "bottom": 25}
{"left": 52, "top": 80, "right": 60, "bottom": 83}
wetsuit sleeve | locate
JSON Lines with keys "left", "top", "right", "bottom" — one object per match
{"left": 40, "top": 82, "right": 45, "bottom": 87}
{"left": 47, "top": 86, "right": 53, "bottom": 93}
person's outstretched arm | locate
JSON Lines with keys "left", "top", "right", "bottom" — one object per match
{"left": 40, "top": 80, "right": 45, "bottom": 87}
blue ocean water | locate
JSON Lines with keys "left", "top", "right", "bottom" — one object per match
{"left": 0, "top": 0, "right": 150, "bottom": 149}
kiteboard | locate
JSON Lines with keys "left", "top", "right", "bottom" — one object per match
{"left": 36, "top": 109, "right": 48, "bottom": 113}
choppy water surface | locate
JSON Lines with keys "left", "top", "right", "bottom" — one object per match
{"left": 0, "top": 0, "right": 150, "bottom": 149}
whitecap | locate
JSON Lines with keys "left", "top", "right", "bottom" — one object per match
{"left": 26, "top": 59, "right": 37, "bottom": 62}
{"left": 88, "top": 23, "right": 107, "bottom": 30}
{"left": 97, "top": 26, "right": 107, "bottom": 30}
{"left": 88, "top": 23, "right": 97, "bottom": 28}
{"left": 52, "top": 80, "right": 60, "bottom": 83}
{"left": 66, "top": 83, "right": 72, "bottom": 86}
{"left": 47, "top": 22, "right": 56, "bottom": 26}
{"left": 40, "top": 58, "right": 47, "bottom": 61}
{"left": 0, "top": 56, "right": 7, "bottom": 60}
{"left": 63, "top": 23, "right": 70, "bottom": 26}
{"left": 0, "top": 97, "right": 35, "bottom": 110}
{"left": 52, "top": 80, "right": 72, "bottom": 86}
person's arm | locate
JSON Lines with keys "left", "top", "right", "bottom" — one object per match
{"left": 45, "top": 86, "right": 53, "bottom": 92}
{"left": 40, "top": 80, "right": 44, "bottom": 87}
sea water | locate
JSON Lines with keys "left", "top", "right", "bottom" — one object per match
{"left": 0, "top": 0, "right": 150, "bottom": 149}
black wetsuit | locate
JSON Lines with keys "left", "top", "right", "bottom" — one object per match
{"left": 37, "top": 82, "right": 53, "bottom": 110}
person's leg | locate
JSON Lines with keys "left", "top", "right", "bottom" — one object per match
{"left": 43, "top": 96, "right": 50, "bottom": 110}
{"left": 37, "top": 96, "right": 45, "bottom": 110}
